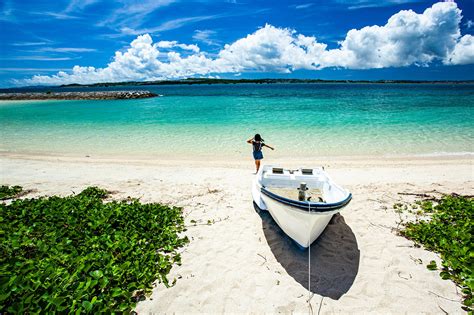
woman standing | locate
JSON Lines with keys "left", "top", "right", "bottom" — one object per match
{"left": 247, "top": 133, "right": 274, "bottom": 173}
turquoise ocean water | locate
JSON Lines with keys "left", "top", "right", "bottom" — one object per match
{"left": 0, "top": 84, "right": 473, "bottom": 159}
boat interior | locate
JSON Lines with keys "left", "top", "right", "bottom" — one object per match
{"left": 260, "top": 166, "right": 348, "bottom": 204}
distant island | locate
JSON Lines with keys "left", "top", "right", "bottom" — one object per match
{"left": 58, "top": 78, "right": 474, "bottom": 88}
{"left": 0, "top": 78, "right": 472, "bottom": 94}
{"left": 0, "top": 90, "right": 158, "bottom": 100}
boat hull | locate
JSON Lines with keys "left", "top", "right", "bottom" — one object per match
{"left": 260, "top": 193, "right": 338, "bottom": 248}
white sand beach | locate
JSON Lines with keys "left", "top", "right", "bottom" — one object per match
{"left": 1, "top": 154, "right": 472, "bottom": 314}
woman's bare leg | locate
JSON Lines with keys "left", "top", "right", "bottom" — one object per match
{"left": 255, "top": 160, "right": 261, "bottom": 172}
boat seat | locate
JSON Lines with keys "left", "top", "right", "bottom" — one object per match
{"left": 272, "top": 167, "right": 284, "bottom": 174}
{"left": 264, "top": 173, "right": 291, "bottom": 181}
{"left": 294, "top": 175, "right": 325, "bottom": 183}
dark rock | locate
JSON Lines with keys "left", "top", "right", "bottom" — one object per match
{"left": 0, "top": 90, "right": 159, "bottom": 100}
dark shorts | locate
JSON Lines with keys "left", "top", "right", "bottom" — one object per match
{"left": 253, "top": 150, "right": 263, "bottom": 160}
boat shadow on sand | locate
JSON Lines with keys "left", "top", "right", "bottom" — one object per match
{"left": 255, "top": 204, "right": 360, "bottom": 300}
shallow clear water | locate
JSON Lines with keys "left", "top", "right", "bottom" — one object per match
{"left": 0, "top": 83, "right": 473, "bottom": 159}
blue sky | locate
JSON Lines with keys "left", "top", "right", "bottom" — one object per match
{"left": 0, "top": 0, "right": 473, "bottom": 87}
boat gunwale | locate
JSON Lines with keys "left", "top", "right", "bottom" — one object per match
{"left": 260, "top": 187, "right": 352, "bottom": 212}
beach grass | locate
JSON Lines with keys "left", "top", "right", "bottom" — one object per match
{"left": 0, "top": 186, "right": 188, "bottom": 313}
{"left": 396, "top": 195, "right": 474, "bottom": 312}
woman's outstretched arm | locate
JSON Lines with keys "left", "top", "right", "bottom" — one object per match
{"left": 264, "top": 144, "right": 275, "bottom": 150}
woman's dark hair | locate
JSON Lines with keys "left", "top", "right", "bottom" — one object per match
{"left": 254, "top": 134, "right": 264, "bottom": 142}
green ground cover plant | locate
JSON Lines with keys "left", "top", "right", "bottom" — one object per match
{"left": 0, "top": 186, "right": 188, "bottom": 313}
{"left": 395, "top": 194, "right": 473, "bottom": 312}
{"left": 0, "top": 185, "right": 23, "bottom": 200}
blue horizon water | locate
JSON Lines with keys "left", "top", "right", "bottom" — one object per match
{"left": 0, "top": 83, "right": 473, "bottom": 159}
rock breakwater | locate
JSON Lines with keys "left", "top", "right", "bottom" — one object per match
{"left": 0, "top": 90, "right": 158, "bottom": 100}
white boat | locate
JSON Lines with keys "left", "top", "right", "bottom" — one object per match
{"left": 252, "top": 165, "right": 352, "bottom": 249}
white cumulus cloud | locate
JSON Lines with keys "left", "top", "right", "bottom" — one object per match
{"left": 19, "top": 2, "right": 474, "bottom": 86}
{"left": 446, "top": 35, "right": 474, "bottom": 65}
{"left": 321, "top": 1, "right": 466, "bottom": 68}
{"left": 214, "top": 25, "right": 328, "bottom": 72}
{"left": 156, "top": 40, "right": 200, "bottom": 53}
